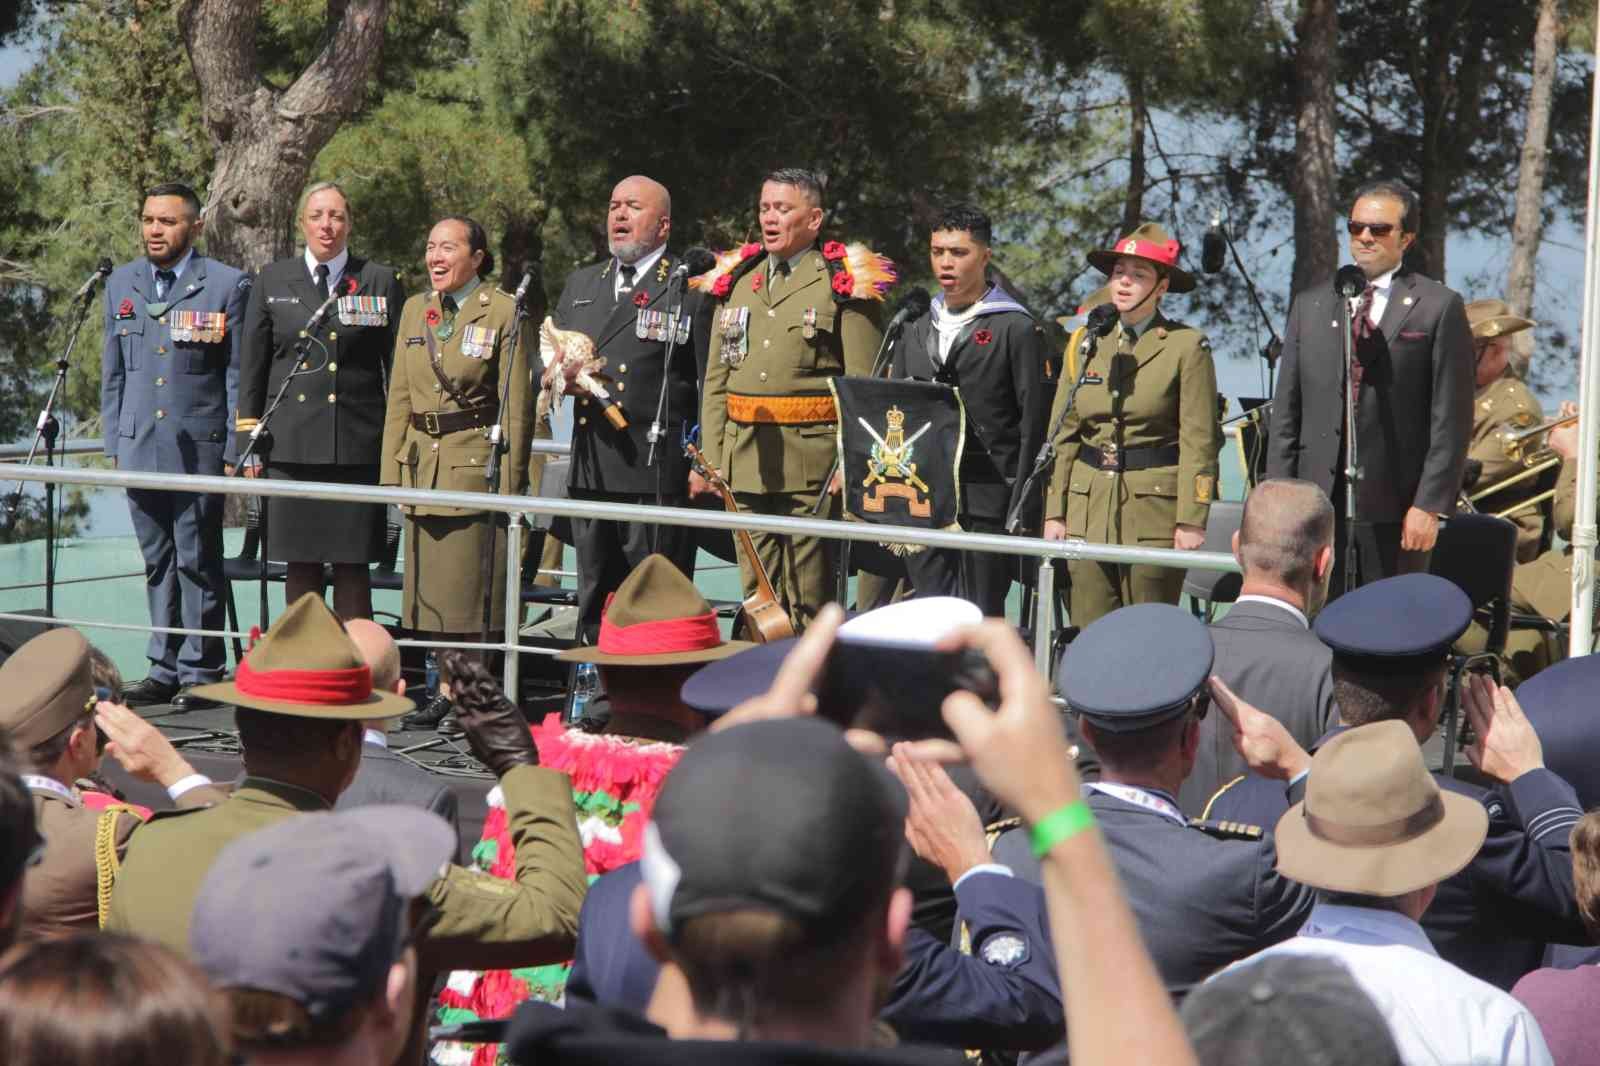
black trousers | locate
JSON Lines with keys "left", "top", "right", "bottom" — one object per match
{"left": 570, "top": 488, "right": 697, "bottom": 641}
{"left": 902, "top": 515, "right": 1012, "bottom": 618}
{"left": 1329, "top": 477, "right": 1431, "bottom": 599}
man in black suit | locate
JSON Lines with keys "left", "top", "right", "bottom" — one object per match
{"left": 894, "top": 203, "right": 1048, "bottom": 616}
{"left": 1178, "top": 478, "right": 1337, "bottom": 816}
{"left": 336, "top": 618, "right": 460, "bottom": 844}
{"left": 548, "top": 175, "right": 711, "bottom": 640}
{"left": 1266, "top": 178, "right": 1473, "bottom": 592}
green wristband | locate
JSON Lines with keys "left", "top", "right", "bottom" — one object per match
{"left": 1030, "top": 800, "right": 1095, "bottom": 859}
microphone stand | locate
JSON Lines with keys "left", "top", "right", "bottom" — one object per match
{"left": 5, "top": 280, "right": 101, "bottom": 617}
{"left": 480, "top": 280, "right": 534, "bottom": 654}
{"left": 1339, "top": 284, "right": 1363, "bottom": 594}
{"left": 1216, "top": 217, "right": 1285, "bottom": 394}
{"left": 647, "top": 269, "right": 694, "bottom": 555}
{"left": 1006, "top": 322, "right": 1108, "bottom": 534}
{"left": 234, "top": 329, "right": 328, "bottom": 630}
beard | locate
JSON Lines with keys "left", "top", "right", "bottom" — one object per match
{"left": 609, "top": 235, "right": 657, "bottom": 264}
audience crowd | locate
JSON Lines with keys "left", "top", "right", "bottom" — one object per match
{"left": 1, "top": 477, "right": 1599, "bottom": 1066}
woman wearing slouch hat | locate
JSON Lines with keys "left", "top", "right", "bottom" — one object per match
{"left": 1042, "top": 223, "right": 1222, "bottom": 628}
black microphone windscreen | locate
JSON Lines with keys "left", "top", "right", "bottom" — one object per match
{"left": 1335, "top": 265, "right": 1368, "bottom": 298}
{"left": 96, "top": 257, "right": 114, "bottom": 276}
{"left": 1085, "top": 302, "right": 1119, "bottom": 336}
{"left": 1201, "top": 227, "right": 1226, "bottom": 274}
{"left": 682, "top": 247, "right": 718, "bottom": 276}
{"left": 896, "top": 287, "right": 933, "bottom": 319}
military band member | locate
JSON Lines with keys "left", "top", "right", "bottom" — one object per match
{"left": 237, "top": 182, "right": 404, "bottom": 621}
{"left": 1503, "top": 408, "right": 1581, "bottom": 681}
{"left": 379, "top": 217, "right": 533, "bottom": 675}
{"left": 1042, "top": 223, "right": 1221, "bottom": 628}
{"left": 695, "top": 168, "right": 888, "bottom": 632}
{"left": 547, "top": 175, "right": 711, "bottom": 642}
{"left": 893, "top": 203, "right": 1048, "bottom": 617}
{"left": 102, "top": 182, "right": 248, "bottom": 711}
{"left": 1463, "top": 299, "right": 1543, "bottom": 560}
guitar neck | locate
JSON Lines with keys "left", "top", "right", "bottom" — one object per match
{"left": 688, "top": 446, "right": 785, "bottom": 612}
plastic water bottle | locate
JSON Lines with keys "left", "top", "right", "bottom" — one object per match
{"left": 424, "top": 650, "right": 439, "bottom": 699}
{"left": 569, "top": 662, "right": 599, "bottom": 723}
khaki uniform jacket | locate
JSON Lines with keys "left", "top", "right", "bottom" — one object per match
{"left": 700, "top": 249, "right": 882, "bottom": 494}
{"left": 1515, "top": 457, "right": 1579, "bottom": 621}
{"left": 21, "top": 780, "right": 224, "bottom": 939}
{"left": 379, "top": 286, "right": 534, "bottom": 515}
{"left": 106, "top": 767, "right": 584, "bottom": 971}
{"left": 1468, "top": 372, "right": 1545, "bottom": 561}
{"left": 1045, "top": 313, "right": 1222, "bottom": 541}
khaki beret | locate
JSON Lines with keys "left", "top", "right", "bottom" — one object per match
{"left": 0, "top": 628, "right": 93, "bottom": 748}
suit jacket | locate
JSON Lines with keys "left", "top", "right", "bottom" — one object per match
{"left": 107, "top": 766, "right": 584, "bottom": 974}
{"left": 237, "top": 254, "right": 405, "bottom": 465}
{"left": 336, "top": 741, "right": 461, "bottom": 845}
{"left": 896, "top": 306, "right": 1049, "bottom": 524}
{"left": 553, "top": 253, "right": 712, "bottom": 495}
{"left": 700, "top": 247, "right": 883, "bottom": 493}
{"left": 21, "top": 780, "right": 224, "bottom": 939}
{"left": 379, "top": 285, "right": 534, "bottom": 516}
{"left": 102, "top": 254, "right": 249, "bottom": 471}
{"left": 1266, "top": 270, "right": 1474, "bottom": 521}
{"left": 1178, "top": 598, "right": 1337, "bottom": 816}
{"left": 1205, "top": 738, "right": 1586, "bottom": 990}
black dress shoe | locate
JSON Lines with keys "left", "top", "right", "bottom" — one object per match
{"left": 122, "top": 677, "right": 179, "bottom": 707}
{"left": 437, "top": 713, "right": 463, "bottom": 737}
{"left": 171, "top": 687, "right": 222, "bottom": 712}
{"left": 403, "top": 693, "right": 454, "bottom": 731}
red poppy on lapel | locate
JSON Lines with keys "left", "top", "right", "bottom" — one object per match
{"left": 750, "top": 272, "right": 764, "bottom": 293}
{"left": 341, "top": 276, "right": 360, "bottom": 296}
{"left": 117, "top": 298, "right": 135, "bottom": 318}
{"left": 425, "top": 307, "right": 441, "bottom": 326}
{"left": 632, "top": 290, "right": 649, "bottom": 308}
{"left": 974, "top": 329, "right": 993, "bottom": 346}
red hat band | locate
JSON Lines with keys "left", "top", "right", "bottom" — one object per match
{"left": 597, "top": 597, "right": 723, "bottom": 656}
{"left": 235, "top": 657, "right": 374, "bottom": 704}
{"left": 1115, "top": 237, "right": 1180, "bottom": 268}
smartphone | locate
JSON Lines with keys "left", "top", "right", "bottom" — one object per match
{"left": 816, "top": 637, "right": 999, "bottom": 740}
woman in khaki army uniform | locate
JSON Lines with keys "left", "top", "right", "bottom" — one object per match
{"left": 1042, "top": 223, "right": 1222, "bottom": 627}
{"left": 380, "top": 216, "right": 533, "bottom": 646}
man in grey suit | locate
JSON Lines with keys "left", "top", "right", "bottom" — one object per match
{"left": 337, "top": 618, "right": 460, "bottom": 844}
{"left": 1266, "top": 178, "right": 1473, "bottom": 592}
{"left": 103, "top": 182, "right": 248, "bottom": 710}
{"left": 1179, "top": 478, "right": 1337, "bottom": 816}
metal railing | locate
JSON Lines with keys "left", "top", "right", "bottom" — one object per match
{"left": 0, "top": 459, "right": 1240, "bottom": 694}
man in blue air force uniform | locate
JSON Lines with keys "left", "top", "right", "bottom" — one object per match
{"left": 101, "top": 182, "right": 248, "bottom": 710}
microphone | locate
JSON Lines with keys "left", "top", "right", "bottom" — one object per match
{"left": 1335, "top": 264, "right": 1368, "bottom": 299}
{"left": 74, "top": 258, "right": 113, "bottom": 300}
{"left": 672, "top": 247, "right": 718, "bottom": 281}
{"left": 1084, "top": 301, "right": 1119, "bottom": 338}
{"left": 1201, "top": 212, "right": 1227, "bottom": 274}
{"left": 301, "top": 274, "right": 359, "bottom": 335}
{"left": 885, "top": 287, "right": 933, "bottom": 335}
{"left": 512, "top": 268, "right": 536, "bottom": 307}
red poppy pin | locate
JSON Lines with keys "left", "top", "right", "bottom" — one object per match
{"left": 831, "top": 272, "right": 854, "bottom": 297}
{"left": 342, "top": 276, "right": 360, "bottom": 296}
{"left": 974, "top": 329, "right": 993, "bottom": 346}
{"left": 632, "top": 290, "right": 649, "bottom": 308}
{"left": 116, "top": 298, "right": 135, "bottom": 319}
{"left": 822, "top": 241, "right": 847, "bottom": 262}
{"left": 711, "top": 274, "right": 733, "bottom": 298}
{"left": 750, "top": 272, "right": 764, "bottom": 293}
{"left": 425, "top": 307, "right": 441, "bottom": 326}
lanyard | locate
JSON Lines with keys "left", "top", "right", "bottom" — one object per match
{"left": 22, "top": 774, "right": 79, "bottom": 807}
{"left": 1086, "top": 782, "right": 1186, "bottom": 826}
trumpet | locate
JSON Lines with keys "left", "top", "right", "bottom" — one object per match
{"left": 1497, "top": 413, "right": 1578, "bottom": 464}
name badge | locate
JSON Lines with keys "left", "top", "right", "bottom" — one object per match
{"left": 170, "top": 310, "right": 227, "bottom": 343}
{"left": 405, "top": 336, "right": 425, "bottom": 347}
{"left": 336, "top": 295, "right": 389, "bottom": 327}
{"left": 718, "top": 306, "right": 749, "bottom": 367}
{"left": 460, "top": 324, "right": 497, "bottom": 359}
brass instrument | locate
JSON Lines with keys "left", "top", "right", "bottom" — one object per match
{"left": 1464, "top": 413, "right": 1578, "bottom": 518}
{"left": 1495, "top": 413, "right": 1578, "bottom": 464}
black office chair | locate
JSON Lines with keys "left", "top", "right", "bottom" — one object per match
{"left": 1181, "top": 499, "right": 1244, "bottom": 621}
{"left": 1430, "top": 513, "right": 1517, "bottom": 773}
{"left": 221, "top": 496, "right": 288, "bottom": 664}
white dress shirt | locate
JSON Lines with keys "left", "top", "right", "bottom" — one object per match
{"left": 1232, "top": 593, "right": 1309, "bottom": 630}
{"left": 304, "top": 246, "right": 351, "bottom": 290}
{"left": 1222, "top": 903, "right": 1553, "bottom": 1066}
{"left": 614, "top": 244, "right": 667, "bottom": 301}
{"left": 1356, "top": 265, "right": 1399, "bottom": 328}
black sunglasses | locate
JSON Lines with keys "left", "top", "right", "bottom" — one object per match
{"left": 1346, "top": 220, "right": 1396, "bottom": 238}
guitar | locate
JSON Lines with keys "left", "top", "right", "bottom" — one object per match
{"left": 685, "top": 443, "right": 796, "bottom": 644}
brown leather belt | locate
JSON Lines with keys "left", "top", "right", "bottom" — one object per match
{"left": 1078, "top": 442, "right": 1180, "bottom": 473}
{"left": 411, "top": 404, "right": 498, "bottom": 436}
{"left": 727, "top": 392, "right": 837, "bottom": 425}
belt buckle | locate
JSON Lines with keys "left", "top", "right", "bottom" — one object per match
{"left": 424, "top": 411, "right": 441, "bottom": 435}
{"left": 1100, "top": 442, "right": 1119, "bottom": 470}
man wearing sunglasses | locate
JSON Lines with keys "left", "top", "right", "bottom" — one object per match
{"left": 0, "top": 627, "right": 224, "bottom": 939}
{"left": 1266, "top": 179, "right": 1474, "bottom": 593}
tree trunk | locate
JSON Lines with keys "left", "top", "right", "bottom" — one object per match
{"left": 180, "top": 0, "right": 391, "bottom": 273}
{"left": 1290, "top": 0, "right": 1338, "bottom": 296}
{"left": 1121, "top": 71, "right": 1147, "bottom": 235}
{"left": 1507, "top": 0, "right": 1560, "bottom": 320}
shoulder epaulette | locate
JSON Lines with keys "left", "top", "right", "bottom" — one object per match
{"left": 1189, "top": 817, "right": 1263, "bottom": 840}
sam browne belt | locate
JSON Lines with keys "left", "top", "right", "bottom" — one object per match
{"left": 1078, "top": 442, "right": 1181, "bottom": 473}
{"left": 410, "top": 404, "right": 498, "bottom": 436}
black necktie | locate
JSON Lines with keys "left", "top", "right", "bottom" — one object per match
{"left": 441, "top": 293, "right": 457, "bottom": 318}
{"left": 155, "top": 269, "right": 175, "bottom": 301}
{"left": 773, "top": 259, "right": 791, "bottom": 286}
{"left": 314, "top": 263, "right": 330, "bottom": 301}
{"left": 617, "top": 263, "right": 637, "bottom": 298}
